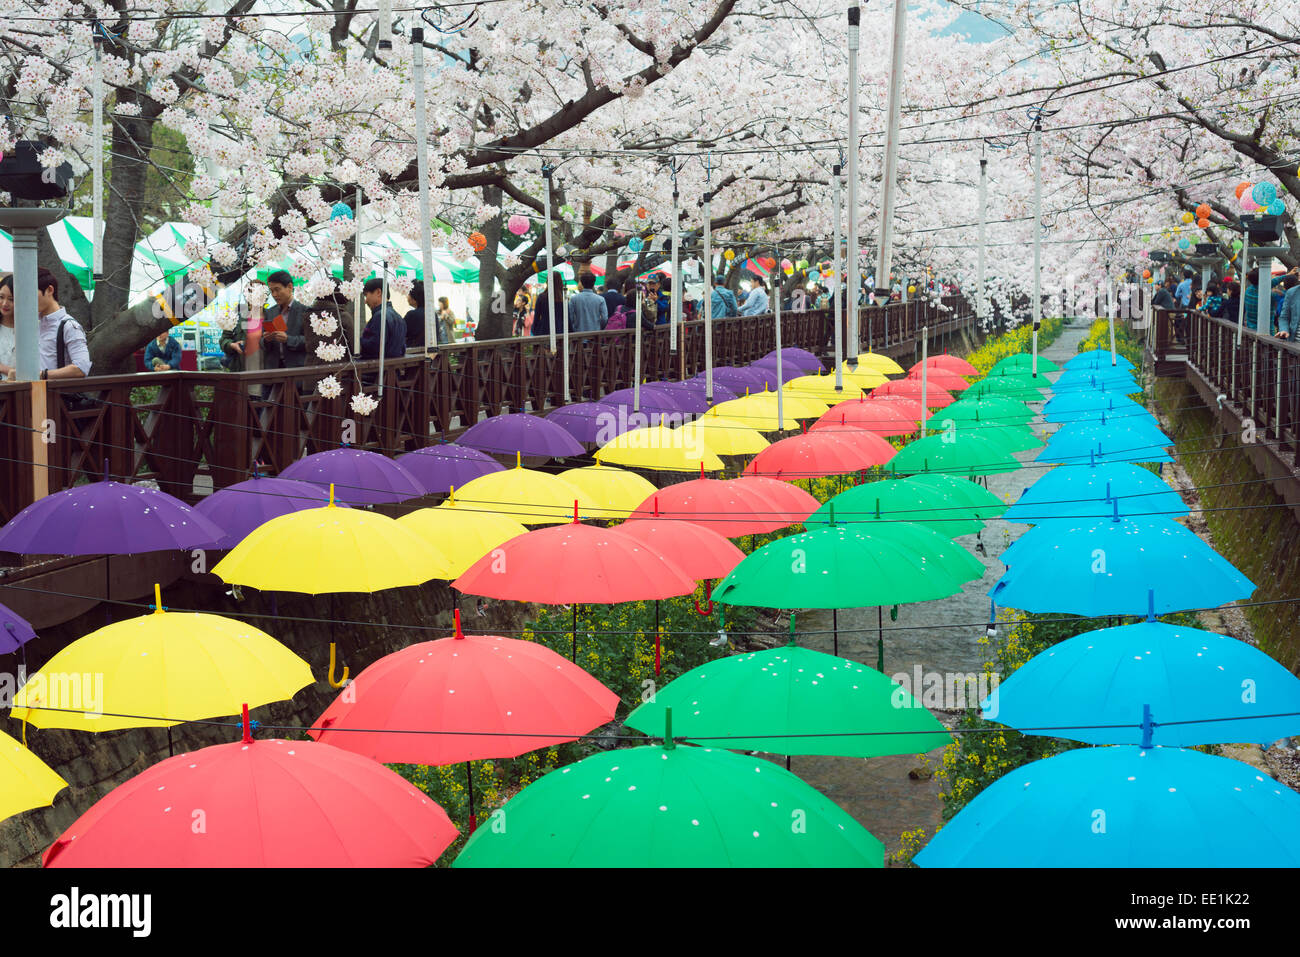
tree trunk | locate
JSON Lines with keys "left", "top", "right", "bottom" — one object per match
{"left": 475, "top": 184, "right": 508, "bottom": 340}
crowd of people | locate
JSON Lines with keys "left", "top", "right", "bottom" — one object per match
{"left": 1153, "top": 265, "right": 1300, "bottom": 340}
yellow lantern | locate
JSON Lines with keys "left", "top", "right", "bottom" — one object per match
{"left": 1180, "top": 211, "right": 1194, "bottom": 224}
{"left": 723, "top": 249, "right": 735, "bottom": 260}
{"left": 907, "top": 285, "right": 916, "bottom": 293}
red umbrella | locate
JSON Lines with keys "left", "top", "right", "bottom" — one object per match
{"left": 872, "top": 379, "right": 955, "bottom": 409}
{"left": 309, "top": 611, "right": 619, "bottom": 828}
{"left": 747, "top": 431, "right": 891, "bottom": 479}
{"left": 814, "top": 397, "right": 928, "bottom": 436}
{"left": 729, "top": 474, "right": 821, "bottom": 523}
{"left": 906, "top": 367, "right": 971, "bottom": 393}
{"left": 792, "top": 423, "right": 896, "bottom": 464}
{"left": 627, "top": 479, "right": 790, "bottom": 538}
{"left": 915, "top": 354, "right": 978, "bottom": 376}
{"left": 868, "top": 394, "right": 929, "bottom": 420}
{"left": 44, "top": 707, "right": 456, "bottom": 868}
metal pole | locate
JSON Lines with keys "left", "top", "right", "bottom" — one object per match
{"left": 670, "top": 182, "right": 680, "bottom": 355}
{"left": 411, "top": 29, "right": 436, "bottom": 351}
{"left": 702, "top": 193, "right": 714, "bottom": 402}
{"left": 542, "top": 167, "right": 557, "bottom": 353}
{"left": 91, "top": 30, "right": 104, "bottom": 282}
{"left": 563, "top": 278, "right": 571, "bottom": 402}
{"left": 775, "top": 246, "right": 784, "bottom": 431}
{"left": 1031, "top": 119, "right": 1043, "bottom": 377}
{"left": 13, "top": 228, "right": 40, "bottom": 381}
{"left": 832, "top": 163, "right": 845, "bottom": 390}
{"left": 1107, "top": 255, "right": 1117, "bottom": 367}
{"left": 847, "top": 1, "right": 863, "bottom": 360}
{"left": 977, "top": 157, "right": 987, "bottom": 326}
{"left": 1236, "top": 246, "right": 1249, "bottom": 345}
{"left": 1257, "top": 255, "right": 1272, "bottom": 337}
{"left": 919, "top": 326, "right": 928, "bottom": 437}
{"left": 872, "top": 0, "right": 908, "bottom": 336}
{"left": 378, "top": 265, "right": 387, "bottom": 397}
{"left": 634, "top": 278, "right": 642, "bottom": 413}
{"left": 353, "top": 188, "right": 362, "bottom": 356}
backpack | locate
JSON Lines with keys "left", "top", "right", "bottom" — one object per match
{"left": 606, "top": 304, "right": 630, "bottom": 330}
{"left": 56, "top": 319, "right": 102, "bottom": 412}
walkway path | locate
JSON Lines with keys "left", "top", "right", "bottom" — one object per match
{"left": 782, "top": 321, "right": 1091, "bottom": 862}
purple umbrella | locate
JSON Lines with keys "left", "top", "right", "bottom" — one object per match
{"left": 0, "top": 602, "right": 36, "bottom": 655}
{"left": 544, "top": 402, "right": 625, "bottom": 445}
{"left": 603, "top": 387, "right": 696, "bottom": 426}
{"left": 641, "top": 381, "right": 712, "bottom": 414}
{"left": 458, "top": 412, "right": 585, "bottom": 460}
{"left": 0, "top": 481, "right": 224, "bottom": 555}
{"left": 677, "top": 379, "right": 739, "bottom": 404}
{"left": 193, "top": 477, "right": 344, "bottom": 550}
{"left": 754, "top": 354, "right": 822, "bottom": 376}
{"left": 745, "top": 362, "right": 803, "bottom": 389}
{"left": 280, "top": 448, "right": 428, "bottom": 506}
{"left": 762, "top": 347, "right": 826, "bottom": 372}
{"left": 699, "top": 367, "right": 773, "bottom": 396}
{"left": 396, "top": 445, "right": 505, "bottom": 495}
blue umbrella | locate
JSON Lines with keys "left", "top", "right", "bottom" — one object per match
{"left": 981, "top": 616, "right": 1300, "bottom": 747}
{"left": 1041, "top": 392, "right": 1153, "bottom": 425}
{"left": 1003, "top": 463, "right": 1187, "bottom": 525}
{"left": 1065, "top": 350, "right": 1135, "bottom": 371}
{"left": 1036, "top": 424, "right": 1172, "bottom": 465}
{"left": 1052, "top": 370, "right": 1141, "bottom": 394}
{"left": 1044, "top": 418, "right": 1172, "bottom": 453}
{"left": 914, "top": 745, "right": 1300, "bottom": 867}
{"left": 991, "top": 508, "right": 1254, "bottom": 615}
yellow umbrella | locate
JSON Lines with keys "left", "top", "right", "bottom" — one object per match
{"left": 0, "top": 731, "right": 66, "bottom": 824}
{"left": 597, "top": 425, "right": 726, "bottom": 472}
{"left": 212, "top": 486, "right": 454, "bottom": 592}
{"left": 448, "top": 456, "right": 597, "bottom": 525}
{"left": 11, "top": 584, "right": 314, "bottom": 733}
{"left": 676, "top": 410, "right": 771, "bottom": 456}
{"left": 843, "top": 353, "right": 904, "bottom": 375}
{"left": 784, "top": 372, "right": 887, "bottom": 400}
{"left": 558, "top": 457, "right": 659, "bottom": 521}
{"left": 399, "top": 499, "right": 528, "bottom": 576}
{"left": 713, "top": 391, "right": 829, "bottom": 431}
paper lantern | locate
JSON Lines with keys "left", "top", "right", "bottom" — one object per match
{"left": 636, "top": 207, "right": 648, "bottom": 219}
{"left": 330, "top": 202, "right": 353, "bottom": 220}
{"left": 507, "top": 214, "right": 530, "bottom": 236}
{"left": 760, "top": 256, "right": 776, "bottom": 270}
{"left": 1235, "top": 182, "right": 1253, "bottom": 199}
{"left": 781, "top": 259, "right": 794, "bottom": 275}
{"left": 1252, "top": 182, "right": 1277, "bottom": 207}
{"left": 723, "top": 249, "right": 734, "bottom": 260}
{"left": 1177, "top": 238, "right": 1191, "bottom": 250}
{"left": 1142, "top": 269, "right": 1151, "bottom": 279}
{"left": 1240, "top": 194, "right": 1259, "bottom": 212}
{"left": 468, "top": 231, "right": 487, "bottom": 252}
{"left": 628, "top": 237, "right": 644, "bottom": 253}
{"left": 1195, "top": 203, "right": 1212, "bottom": 219}
{"left": 1197, "top": 218, "right": 1210, "bottom": 228}
{"left": 1180, "top": 211, "right": 1194, "bottom": 224}
{"left": 1231, "top": 239, "right": 1243, "bottom": 250}
{"left": 1268, "top": 199, "right": 1286, "bottom": 216}
{"left": 907, "top": 285, "right": 916, "bottom": 293}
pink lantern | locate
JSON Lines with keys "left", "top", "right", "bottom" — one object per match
{"left": 507, "top": 214, "right": 530, "bottom": 236}
{"left": 1240, "top": 193, "right": 1260, "bottom": 212}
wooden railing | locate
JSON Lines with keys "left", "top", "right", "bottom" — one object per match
{"left": 0, "top": 296, "right": 973, "bottom": 520}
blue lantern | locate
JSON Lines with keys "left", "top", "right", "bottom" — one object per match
{"left": 330, "top": 202, "right": 354, "bottom": 220}
{"left": 1252, "top": 182, "right": 1277, "bottom": 207}
{"left": 628, "top": 236, "right": 644, "bottom": 253}
{"left": 1177, "top": 238, "right": 1191, "bottom": 250}
{"left": 1267, "top": 199, "right": 1286, "bottom": 216}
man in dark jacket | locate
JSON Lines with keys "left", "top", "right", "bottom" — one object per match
{"left": 602, "top": 276, "right": 628, "bottom": 321}
{"left": 262, "top": 270, "right": 308, "bottom": 369}
{"left": 361, "top": 277, "right": 407, "bottom": 359}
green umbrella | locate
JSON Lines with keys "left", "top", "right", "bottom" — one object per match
{"left": 951, "top": 421, "right": 1043, "bottom": 454}
{"left": 905, "top": 473, "right": 1008, "bottom": 521}
{"left": 966, "top": 376, "right": 1048, "bottom": 403}
{"left": 806, "top": 478, "right": 984, "bottom": 537}
{"left": 712, "top": 514, "right": 980, "bottom": 666}
{"left": 453, "top": 718, "right": 885, "bottom": 868}
{"left": 886, "top": 433, "right": 1022, "bottom": 478}
{"left": 625, "top": 638, "right": 952, "bottom": 758}
{"left": 990, "top": 354, "right": 1060, "bottom": 375}
{"left": 941, "top": 395, "right": 1036, "bottom": 427}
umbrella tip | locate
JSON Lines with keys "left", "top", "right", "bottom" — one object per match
{"left": 328, "top": 483, "right": 335, "bottom": 507}
{"left": 454, "top": 607, "right": 464, "bottom": 639}
{"left": 573, "top": 499, "right": 580, "bottom": 523}
{"left": 241, "top": 703, "right": 253, "bottom": 744}
{"left": 516, "top": 451, "right": 522, "bottom": 469}
{"left": 153, "top": 582, "right": 163, "bottom": 615}
{"left": 663, "top": 707, "right": 675, "bottom": 751}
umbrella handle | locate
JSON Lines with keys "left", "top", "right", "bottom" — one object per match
{"left": 328, "top": 642, "right": 350, "bottom": 688}
{"left": 692, "top": 580, "right": 714, "bottom": 616}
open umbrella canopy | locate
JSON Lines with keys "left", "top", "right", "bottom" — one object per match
{"left": 964, "top": 376, "right": 1048, "bottom": 403}
{"left": 543, "top": 402, "right": 626, "bottom": 446}
{"left": 1041, "top": 393, "right": 1152, "bottom": 426}
{"left": 906, "top": 472, "right": 1007, "bottom": 520}
{"left": 11, "top": 590, "right": 313, "bottom": 732}
{"left": 557, "top": 462, "right": 659, "bottom": 521}
{"left": 906, "top": 367, "right": 971, "bottom": 393}
{"left": 713, "top": 521, "right": 978, "bottom": 610}
{"left": 1038, "top": 422, "right": 1173, "bottom": 466}
{"left": 445, "top": 463, "right": 598, "bottom": 524}
{"left": 596, "top": 425, "right": 726, "bottom": 473}
{"left": 605, "top": 385, "right": 699, "bottom": 416}
{"left": 453, "top": 738, "right": 885, "bottom": 867}
{"left": 309, "top": 622, "right": 620, "bottom": 765}
{"left": 44, "top": 732, "right": 458, "bottom": 867}
{"left": 280, "top": 447, "right": 428, "bottom": 506}
{"left": 712, "top": 390, "right": 829, "bottom": 431}
{"left": 1003, "top": 463, "right": 1186, "bottom": 525}
{"left": 762, "top": 346, "right": 826, "bottom": 372}
{"left": 699, "top": 366, "right": 774, "bottom": 395}
{"left": 886, "top": 433, "right": 1022, "bottom": 478}
{"left": 807, "top": 479, "right": 984, "bottom": 537}
{"left": 743, "top": 363, "right": 803, "bottom": 391}
{"left": 920, "top": 354, "right": 979, "bottom": 376}
{"left": 1066, "top": 349, "right": 1136, "bottom": 371}
{"left": 641, "top": 381, "right": 712, "bottom": 414}
{"left": 395, "top": 445, "right": 505, "bottom": 495}
{"left": 0, "top": 480, "right": 223, "bottom": 556}
{"left": 0, "top": 602, "right": 36, "bottom": 655}
{"left": 628, "top": 478, "right": 795, "bottom": 537}
{"left": 784, "top": 372, "right": 884, "bottom": 401}
{"left": 675, "top": 378, "right": 739, "bottom": 404}
{"left": 989, "top": 354, "right": 1060, "bottom": 375}
{"left": 748, "top": 431, "right": 893, "bottom": 479}
{"left": 193, "top": 476, "right": 338, "bottom": 550}
{"left": 871, "top": 378, "right": 955, "bottom": 409}
{"left": 942, "top": 395, "right": 1035, "bottom": 427}
{"left": 842, "top": 353, "right": 905, "bottom": 376}
{"left": 452, "top": 520, "right": 697, "bottom": 605}
{"left": 814, "top": 397, "right": 927, "bottom": 436}
{"left": 1, "top": 731, "right": 66, "bottom": 824}
{"left": 615, "top": 519, "right": 745, "bottom": 582}
{"left": 458, "top": 412, "right": 585, "bottom": 461}
{"left": 913, "top": 745, "right": 1300, "bottom": 868}
{"left": 213, "top": 495, "right": 454, "bottom": 592}
{"left": 1053, "top": 369, "right": 1141, "bottom": 395}
{"left": 626, "top": 644, "right": 952, "bottom": 758}
{"left": 729, "top": 474, "right": 822, "bottom": 524}
{"left": 981, "top": 619, "right": 1300, "bottom": 747}
{"left": 992, "top": 514, "right": 1254, "bottom": 616}
{"left": 397, "top": 505, "right": 528, "bottom": 578}
{"left": 676, "top": 412, "right": 771, "bottom": 457}
{"left": 950, "top": 421, "right": 1044, "bottom": 454}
